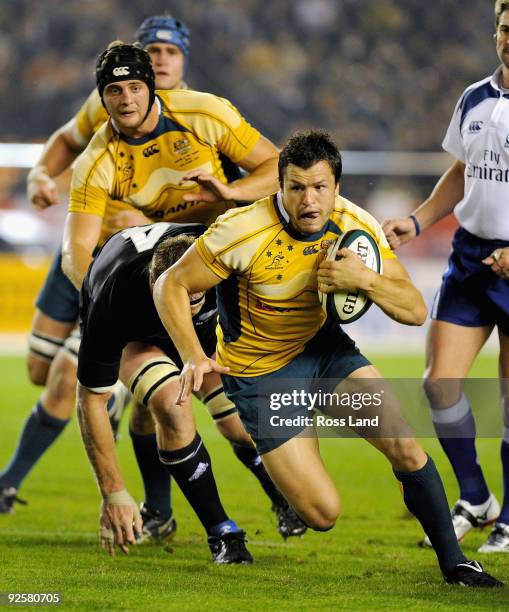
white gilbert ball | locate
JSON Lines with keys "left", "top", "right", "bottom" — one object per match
{"left": 318, "top": 229, "right": 382, "bottom": 324}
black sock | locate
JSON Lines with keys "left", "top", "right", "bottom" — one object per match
{"left": 231, "top": 443, "right": 287, "bottom": 508}
{"left": 0, "top": 402, "right": 69, "bottom": 489}
{"left": 432, "top": 404, "right": 489, "bottom": 505}
{"left": 394, "top": 455, "right": 467, "bottom": 575}
{"left": 158, "top": 433, "right": 228, "bottom": 533}
{"left": 130, "top": 429, "right": 172, "bottom": 519}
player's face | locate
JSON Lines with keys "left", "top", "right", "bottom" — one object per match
{"left": 145, "top": 43, "right": 185, "bottom": 90}
{"left": 103, "top": 80, "right": 151, "bottom": 132}
{"left": 190, "top": 292, "right": 205, "bottom": 316}
{"left": 496, "top": 10, "right": 509, "bottom": 74}
{"left": 282, "top": 161, "right": 339, "bottom": 235}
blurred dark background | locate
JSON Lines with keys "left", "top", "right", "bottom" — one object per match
{"left": 0, "top": 0, "right": 496, "bottom": 150}
{"left": 0, "top": 0, "right": 497, "bottom": 340}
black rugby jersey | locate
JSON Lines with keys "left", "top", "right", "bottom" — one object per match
{"left": 78, "top": 222, "right": 216, "bottom": 390}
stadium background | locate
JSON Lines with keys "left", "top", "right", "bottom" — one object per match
{"left": 0, "top": 1, "right": 506, "bottom": 609}
{"left": 0, "top": 0, "right": 497, "bottom": 348}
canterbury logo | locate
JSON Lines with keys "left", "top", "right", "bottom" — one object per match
{"left": 113, "top": 66, "right": 130, "bottom": 76}
{"left": 303, "top": 245, "right": 319, "bottom": 256}
{"left": 468, "top": 120, "right": 483, "bottom": 133}
{"left": 143, "top": 144, "right": 160, "bottom": 157}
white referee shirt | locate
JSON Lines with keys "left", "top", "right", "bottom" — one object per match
{"left": 442, "top": 66, "right": 509, "bottom": 240}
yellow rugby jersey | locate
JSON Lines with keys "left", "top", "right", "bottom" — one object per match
{"left": 68, "top": 88, "right": 146, "bottom": 246}
{"left": 196, "top": 193, "right": 396, "bottom": 377}
{"left": 69, "top": 90, "right": 261, "bottom": 227}
{"left": 70, "top": 89, "right": 107, "bottom": 148}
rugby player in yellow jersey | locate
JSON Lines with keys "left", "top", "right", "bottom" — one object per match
{"left": 60, "top": 43, "right": 280, "bottom": 557}
{"left": 3, "top": 21, "right": 297, "bottom": 543}
{"left": 153, "top": 130, "right": 504, "bottom": 587}
{"left": 26, "top": 16, "right": 191, "bottom": 386}
{"left": 62, "top": 42, "right": 278, "bottom": 290}
{"left": 1, "top": 18, "right": 193, "bottom": 528}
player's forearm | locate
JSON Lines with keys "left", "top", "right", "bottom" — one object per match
{"left": 76, "top": 387, "right": 125, "bottom": 496}
{"left": 61, "top": 242, "right": 93, "bottom": 291}
{"left": 412, "top": 161, "right": 465, "bottom": 231}
{"left": 228, "top": 156, "right": 279, "bottom": 202}
{"left": 34, "top": 126, "right": 83, "bottom": 178}
{"left": 362, "top": 271, "right": 428, "bottom": 326}
{"left": 153, "top": 272, "right": 207, "bottom": 363}
{"left": 62, "top": 213, "right": 102, "bottom": 290}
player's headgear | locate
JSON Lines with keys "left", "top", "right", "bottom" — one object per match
{"left": 136, "top": 15, "right": 190, "bottom": 71}
{"left": 95, "top": 42, "right": 156, "bottom": 110}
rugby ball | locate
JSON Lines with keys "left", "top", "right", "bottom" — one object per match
{"left": 318, "top": 229, "right": 382, "bottom": 324}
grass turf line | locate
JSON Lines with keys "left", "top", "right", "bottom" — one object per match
{"left": 0, "top": 355, "right": 507, "bottom": 610}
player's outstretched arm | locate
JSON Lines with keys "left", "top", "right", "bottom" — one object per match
{"left": 382, "top": 159, "right": 465, "bottom": 249}
{"left": 181, "top": 136, "right": 279, "bottom": 204}
{"left": 76, "top": 384, "right": 142, "bottom": 557}
{"left": 230, "top": 136, "right": 280, "bottom": 201}
{"left": 27, "top": 120, "right": 84, "bottom": 210}
{"left": 61, "top": 212, "right": 103, "bottom": 290}
{"left": 153, "top": 245, "right": 228, "bottom": 402}
{"left": 318, "top": 251, "right": 427, "bottom": 325}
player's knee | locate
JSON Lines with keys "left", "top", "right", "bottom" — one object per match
{"left": 302, "top": 504, "right": 340, "bottom": 532}
{"left": 149, "top": 396, "right": 181, "bottom": 432}
{"left": 26, "top": 355, "right": 50, "bottom": 386}
{"left": 422, "top": 375, "right": 443, "bottom": 406}
{"left": 295, "top": 496, "right": 340, "bottom": 531}
{"left": 26, "top": 331, "right": 65, "bottom": 385}
{"left": 215, "top": 419, "right": 235, "bottom": 442}
{"left": 129, "top": 401, "right": 155, "bottom": 435}
{"left": 128, "top": 357, "right": 180, "bottom": 414}
{"left": 44, "top": 360, "right": 77, "bottom": 410}
{"left": 202, "top": 386, "right": 238, "bottom": 429}
{"left": 422, "top": 374, "right": 461, "bottom": 409}
{"left": 309, "top": 514, "right": 338, "bottom": 532}
{"left": 215, "top": 416, "right": 250, "bottom": 445}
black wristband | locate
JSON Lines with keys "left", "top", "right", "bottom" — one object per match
{"left": 409, "top": 214, "right": 421, "bottom": 236}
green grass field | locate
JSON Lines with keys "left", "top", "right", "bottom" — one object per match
{"left": 1, "top": 354, "right": 508, "bottom": 610}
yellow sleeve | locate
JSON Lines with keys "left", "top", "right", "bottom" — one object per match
{"left": 195, "top": 238, "right": 231, "bottom": 279}
{"left": 169, "top": 91, "right": 261, "bottom": 163}
{"left": 195, "top": 211, "right": 238, "bottom": 279}
{"left": 68, "top": 130, "right": 114, "bottom": 218}
{"left": 335, "top": 197, "right": 396, "bottom": 261}
{"left": 371, "top": 221, "right": 396, "bottom": 261}
{"left": 194, "top": 203, "right": 272, "bottom": 277}
{"left": 70, "top": 89, "right": 108, "bottom": 148}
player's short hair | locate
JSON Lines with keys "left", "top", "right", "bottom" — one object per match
{"left": 495, "top": 0, "right": 509, "bottom": 26}
{"left": 278, "top": 130, "right": 342, "bottom": 186}
{"left": 149, "top": 234, "right": 195, "bottom": 284}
